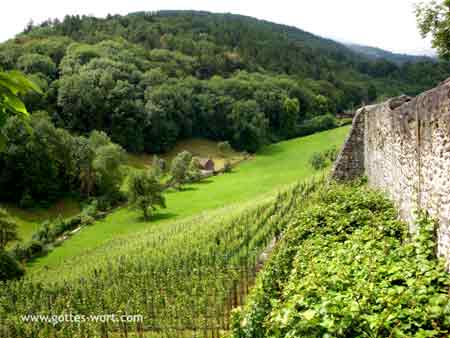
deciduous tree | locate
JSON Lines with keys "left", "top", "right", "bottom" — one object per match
{"left": 416, "top": 0, "right": 450, "bottom": 59}
{"left": 229, "top": 100, "right": 268, "bottom": 153}
{"left": 281, "top": 97, "right": 300, "bottom": 138}
{"left": 169, "top": 151, "right": 193, "bottom": 189}
{"left": 128, "top": 170, "right": 166, "bottom": 221}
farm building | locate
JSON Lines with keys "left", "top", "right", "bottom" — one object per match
{"left": 198, "top": 158, "right": 215, "bottom": 171}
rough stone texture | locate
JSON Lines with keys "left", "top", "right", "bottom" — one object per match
{"left": 330, "top": 107, "right": 365, "bottom": 181}
{"left": 332, "top": 77, "right": 450, "bottom": 267}
{"left": 364, "top": 99, "right": 420, "bottom": 229}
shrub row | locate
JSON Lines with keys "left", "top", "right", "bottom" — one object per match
{"left": 296, "top": 114, "right": 339, "bottom": 137}
{"left": 11, "top": 193, "right": 125, "bottom": 262}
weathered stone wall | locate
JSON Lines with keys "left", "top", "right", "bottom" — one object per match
{"left": 415, "top": 79, "right": 450, "bottom": 260}
{"left": 333, "top": 77, "right": 450, "bottom": 266}
{"left": 330, "top": 108, "right": 365, "bottom": 181}
{"left": 364, "top": 98, "right": 421, "bottom": 229}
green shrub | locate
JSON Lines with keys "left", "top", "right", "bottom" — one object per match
{"left": 65, "top": 215, "right": 82, "bottom": 228}
{"left": 0, "top": 250, "right": 24, "bottom": 281}
{"left": 22, "top": 199, "right": 107, "bottom": 263}
{"left": 297, "top": 114, "right": 338, "bottom": 137}
{"left": 0, "top": 208, "right": 19, "bottom": 249}
{"left": 81, "top": 199, "right": 98, "bottom": 217}
{"left": 13, "top": 240, "right": 46, "bottom": 261}
{"left": 32, "top": 221, "right": 54, "bottom": 244}
{"left": 11, "top": 244, "right": 25, "bottom": 261}
{"left": 96, "top": 190, "right": 126, "bottom": 211}
{"left": 26, "top": 240, "right": 45, "bottom": 258}
{"left": 309, "top": 146, "right": 339, "bottom": 170}
{"left": 79, "top": 214, "right": 95, "bottom": 227}
{"left": 338, "top": 117, "right": 353, "bottom": 126}
{"left": 309, "top": 152, "right": 327, "bottom": 170}
{"left": 218, "top": 141, "right": 233, "bottom": 155}
{"left": 49, "top": 216, "right": 78, "bottom": 239}
{"left": 324, "top": 145, "right": 339, "bottom": 161}
{"left": 187, "top": 157, "right": 202, "bottom": 182}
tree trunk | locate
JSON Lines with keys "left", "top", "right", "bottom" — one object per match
{"left": 143, "top": 207, "right": 149, "bottom": 221}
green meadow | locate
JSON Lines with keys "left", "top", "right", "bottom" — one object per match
{"left": 29, "top": 126, "right": 350, "bottom": 276}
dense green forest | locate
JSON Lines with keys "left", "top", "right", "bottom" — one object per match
{"left": 0, "top": 10, "right": 449, "bottom": 205}
{"left": 1, "top": 11, "right": 449, "bottom": 151}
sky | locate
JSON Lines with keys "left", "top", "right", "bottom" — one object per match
{"left": 0, "top": 0, "right": 435, "bottom": 56}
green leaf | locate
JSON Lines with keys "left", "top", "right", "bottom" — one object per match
{"left": 7, "top": 70, "right": 42, "bottom": 94}
{"left": 301, "top": 309, "right": 316, "bottom": 321}
{"left": 3, "top": 91, "right": 28, "bottom": 115}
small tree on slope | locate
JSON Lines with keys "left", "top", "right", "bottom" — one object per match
{"left": 128, "top": 170, "right": 166, "bottom": 221}
{"left": 169, "top": 151, "right": 193, "bottom": 189}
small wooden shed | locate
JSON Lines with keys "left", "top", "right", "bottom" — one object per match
{"left": 198, "top": 158, "right": 215, "bottom": 171}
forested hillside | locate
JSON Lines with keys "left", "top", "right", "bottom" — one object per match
{"left": 0, "top": 11, "right": 448, "bottom": 154}
{"left": 346, "top": 43, "right": 434, "bottom": 64}
{"left": 0, "top": 10, "right": 449, "bottom": 207}
{"left": 0, "top": 11, "right": 450, "bottom": 206}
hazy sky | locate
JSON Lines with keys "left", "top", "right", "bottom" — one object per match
{"left": 0, "top": 0, "right": 434, "bottom": 55}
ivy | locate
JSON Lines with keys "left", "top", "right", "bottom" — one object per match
{"left": 231, "top": 183, "right": 450, "bottom": 338}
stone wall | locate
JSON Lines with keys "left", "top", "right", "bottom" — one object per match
{"left": 332, "top": 77, "right": 450, "bottom": 266}
{"left": 330, "top": 108, "right": 365, "bottom": 181}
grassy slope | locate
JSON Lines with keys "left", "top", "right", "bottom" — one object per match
{"left": 127, "top": 138, "right": 244, "bottom": 170}
{"left": 29, "top": 126, "right": 350, "bottom": 274}
{"left": 1, "top": 198, "right": 81, "bottom": 242}
{"left": 6, "top": 140, "right": 237, "bottom": 243}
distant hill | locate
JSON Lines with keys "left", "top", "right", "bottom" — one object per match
{"left": 347, "top": 43, "right": 435, "bottom": 64}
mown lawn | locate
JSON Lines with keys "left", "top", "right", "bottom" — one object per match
{"left": 29, "top": 126, "right": 350, "bottom": 273}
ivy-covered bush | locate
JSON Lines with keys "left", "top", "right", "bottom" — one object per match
{"left": 231, "top": 183, "right": 450, "bottom": 338}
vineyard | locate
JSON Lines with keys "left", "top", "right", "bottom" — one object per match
{"left": 0, "top": 177, "right": 323, "bottom": 338}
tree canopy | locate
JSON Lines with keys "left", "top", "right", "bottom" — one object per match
{"left": 0, "top": 10, "right": 447, "bottom": 156}
{"left": 416, "top": 0, "right": 450, "bottom": 59}
{"left": 0, "top": 113, "right": 125, "bottom": 206}
{"left": 128, "top": 169, "right": 166, "bottom": 221}
{"left": 0, "top": 10, "right": 448, "bottom": 208}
